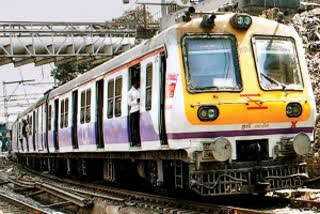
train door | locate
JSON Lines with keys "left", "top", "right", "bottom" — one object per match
{"left": 45, "top": 101, "right": 49, "bottom": 151}
{"left": 40, "top": 106, "right": 44, "bottom": 151}
{"left": 36, "top": 109, "right": 40, "bottom": 150}
{"left": 71, "top": 91, "right": 79, "bottom": 149}
{"left": 53, "top": 99, "right": 59, "bottom": 151}
{"left": 32, "top": 111, "right": 36, "bottom": 151}
{"left": 95, "top": 80, "right": 104, "bottom": 148}
{"left": 128, "top": 64, "right": 141, "bottom": 146}
{"left": 159, "top": 52, "right": 167, "bottom": 145}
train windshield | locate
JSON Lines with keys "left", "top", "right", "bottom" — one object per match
{"left": 183, "top": 35, "right": 242, "bottom": 92}
{"left": 253, "top": 36, "right": 303, "bottom": 90}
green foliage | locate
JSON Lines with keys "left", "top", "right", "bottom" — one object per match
{"left": 51, "top": 63, "right": 92, "bottom": 85}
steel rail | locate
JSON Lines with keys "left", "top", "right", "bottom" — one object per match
{"left": 25, "top": 168, "right": 273, "bottom": 214}
{"left": 0, "top": 192, "right": 50, "bottom": 214}
{"left": 6, "top": 177, "right": 92, "bottom": 208}
{"left": 44, "top": 181, "right": 124, "bottom": 202}
{"left": 7, "top": 177, "right": 35, "bottom": 188}
{"left": 34, "top": 182, "right": 92, "bottom": 207}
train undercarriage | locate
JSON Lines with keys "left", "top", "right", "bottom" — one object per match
{"left": 16, "top": 150, "right": 309, "bottom": 197}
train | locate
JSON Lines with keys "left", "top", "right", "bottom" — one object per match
{"left": 11, "top": 9, "right": 317, "bottom": 196}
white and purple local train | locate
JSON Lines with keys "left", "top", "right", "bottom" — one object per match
{"left": 12, "top": 11, "right": 317, "bottom": 196}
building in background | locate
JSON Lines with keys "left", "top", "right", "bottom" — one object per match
{"left": 0, "top": 122, "right": 12, "bottom": 151}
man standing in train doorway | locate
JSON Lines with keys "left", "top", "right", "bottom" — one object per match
{"left": 128, "top": 78, "right": 141, "bottom": 147}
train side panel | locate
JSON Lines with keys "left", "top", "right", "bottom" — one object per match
{"left": 103, "top": 68, "right": 130, "bottom": 150}
{"left": 77, "top": 83, "right": 96, "bottom": 152}
{"left": 139, "top": 54, "right": 162, "bottom": 150}
{"left": 47, "top": 99, "right": 56, "bottom": 152}
{"left": 58, "top": 93, "right": 73, "bottom": 152}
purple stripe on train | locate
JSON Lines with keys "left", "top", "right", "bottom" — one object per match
{"left": 78, "top": 122, "right": 96, "bottom": 146}
{"left": 103, "top": 112, "right": 159, "bottom": 144}
{"left": 103, "top": 116, "right": 129, "bottom": 144}
{"left": 140, "top": 112, "right": 159, "bottom": 141}
{"left": 167, "top": 127, "right": 314, "bottom": 140}
{"left": 48, "top": 131, "right": 54, "bottom": 149}
{"left": 59, "top": 128, "right": 72, "bottom": 147}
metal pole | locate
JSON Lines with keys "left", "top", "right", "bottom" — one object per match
{"left": 143, "top": 4, "right": 147, "bottom": 29}
{"left": 2, "top": 81, "right": 8, "bottom": 123}
{"left": 161, "top": 0, "right": 166, "bottom": 16}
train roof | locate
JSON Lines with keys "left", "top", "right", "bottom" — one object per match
{"left": 17, "top": 20, "right": 179, "bottom": 120}
{"left": 48, "top": 27, "right": 177, "bottom": 99}
{"left": 16, "top": 12, "right": 298, "bottom": 121}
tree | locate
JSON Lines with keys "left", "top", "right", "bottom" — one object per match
{"left": 51, "top": 63, "right": 92, "bottom": 85}
{"left": 107, "top": 6, "right": 153, "bottom": 29}
{"left": 51, "top": 6, "right": 154, "bottom": 85}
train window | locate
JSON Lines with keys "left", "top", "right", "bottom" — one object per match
{"left": 26, "top": 116, "right": 29, "bottom": 135}
{"left": 107, "top": 79, "right": 114, "bottom": 119}
{"left": 60, "top": 99, "right": 65, "bottom": 128}
{"left": 115, "top": 77, "right": 122, "bottom": 117}
{"left": 65, "top": 98, "right": 69, "bottom": 127}
{"left": 60, "top": 98, "right": 69, "bottom": 128}
{"left": 183, "top": 34, "right": 242, "bottom": 92}
{"left": 252, "top": 36, "right": 303, "bottom": 91}
{"left": 80, "top": 91, "right": 85, "bottom": 124}
{"left": 48, "top": 105, "right": 52, "bottom": 131}
{"left": 145, "top": 63, "right": 153, "bottom": 111}
{"left": 35, "top": 110, "right": 38, "bottom": 135}
{"left": 29, "top": 115, "right": 32, "bottom": 136}
{"left": 18, "top": 122, "right": 21, "bottom": 139}
{"left": 86, "top": 89, "right": 91, "bottom": 123}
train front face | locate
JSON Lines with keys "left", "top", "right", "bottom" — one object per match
{"left": 176, "top": 13, "right": 317, "bottom": 196}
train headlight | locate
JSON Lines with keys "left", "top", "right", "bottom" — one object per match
{"left": 230, "top": 14, "right": 252, "bottom": 30}
{"left": 208, "top": 108, "right": 217, "bottom": 119}
{"left": 286, "top": 103, "right": 302, "bottom": 118}
{"left": 198, "top": 106, "right": 219, "bottom": 121}
{"left": 293, "top": 133, "right": 311, "bottom": 155}
{"left": 209, "top": 137, "right": 232, "bottom": 162}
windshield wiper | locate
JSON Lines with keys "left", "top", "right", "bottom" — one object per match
{"left": 260, "top": 73, "right": 287, "bottom": 90}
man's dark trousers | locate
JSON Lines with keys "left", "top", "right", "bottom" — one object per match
{"left": 130, "top": 111, "right": 141, "bottom": 146}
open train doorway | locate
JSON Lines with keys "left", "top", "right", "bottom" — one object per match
{"left": 160, "top": 53, "right": 168, "bottom": 145}
{"left": 96, "top": 80, "right": 104, "bottom": 148}
{"left": 128, "top": 64, "right": 141, "bottom": 147}
{"left": 71, "top": 91, "right": 79, "bottom": 149}
{"left": 53, "top": 99, "right": 59, "bottom": 151}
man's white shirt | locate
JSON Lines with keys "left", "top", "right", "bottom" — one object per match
{"left": 128, "top": 86, "right": 140, "bottom": 113}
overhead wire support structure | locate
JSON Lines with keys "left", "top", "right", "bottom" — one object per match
{"left": 0, "top": 21, "right": 136, "bottom": 67}
{"left": 1, "top": 80, "right": 55, "bottom": 122}
{"left": 2, "top": 80, "right": 35, "bottom": 123}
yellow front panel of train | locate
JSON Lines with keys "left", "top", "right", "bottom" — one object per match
{"left": 177, "top": 15, "right": 312, "bottom": 125}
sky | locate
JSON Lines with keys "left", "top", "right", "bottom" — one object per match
{"left": 1, "top": 0, "right": 144, "bottom": 22}
{"left": 0, "top": 0, "right": 164, "bottom": 123}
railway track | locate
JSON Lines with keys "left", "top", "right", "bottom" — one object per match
{"left": 0, "top": 160, "right": 318, "bottom": 214}
{"left": 3, "top": 166, "right": 316, "bottom": 214}
{"left": 0, "top": 188, "right": 50, "bottom": 214}
{"left": 4, "top": 174, "right": 265, "bottom": 214}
